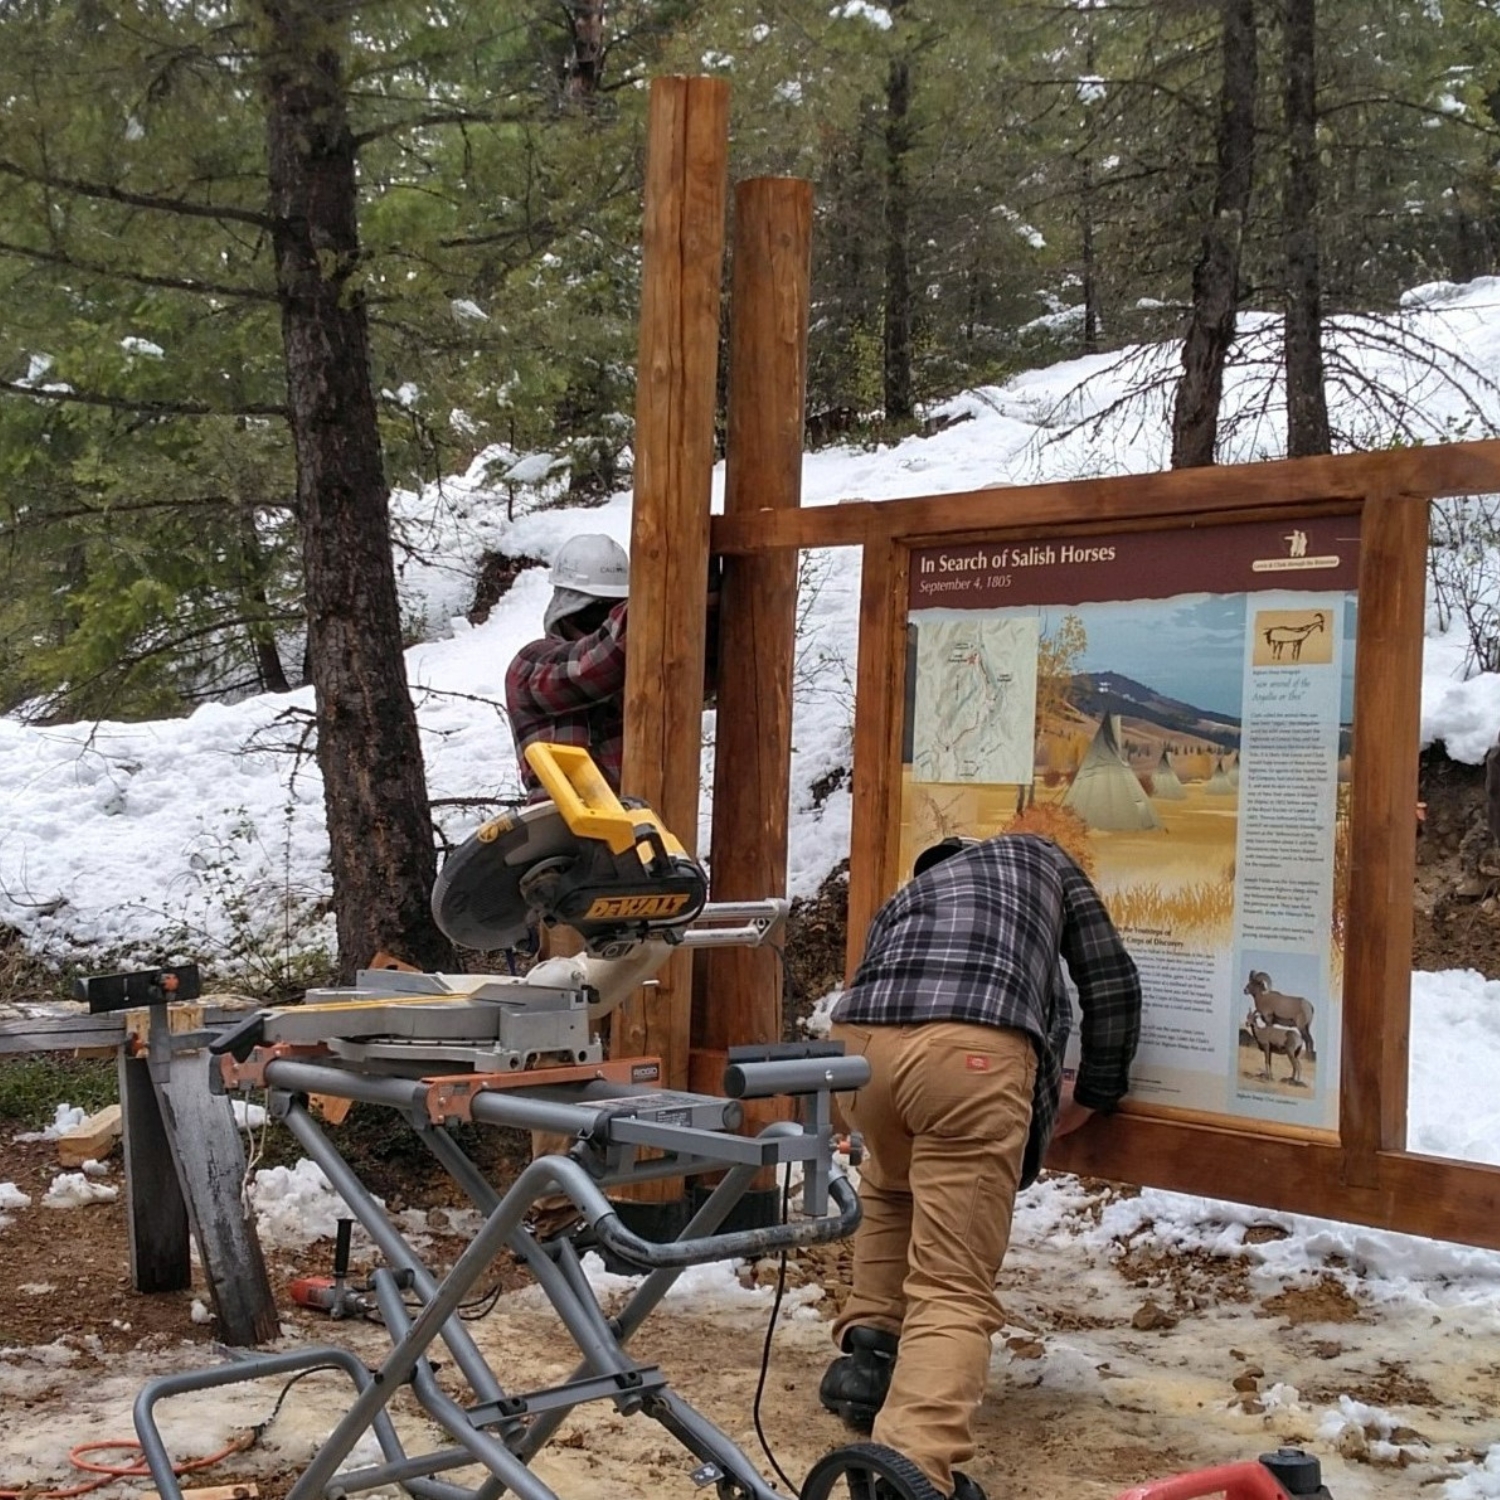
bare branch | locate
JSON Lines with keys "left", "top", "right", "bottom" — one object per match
{"left": 0, "top": 377, "right": 287, "bottom": 421}
{"left": 0, "top": 158, "right": 272, "bottom": 229}
{"left": 0, "top": 237, "right": 276, "bottom": 302}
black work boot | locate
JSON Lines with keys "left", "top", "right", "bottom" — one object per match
{"left": 818, "top": 1325, "right": 899, "bottom": 1429}
{"left": 951, "top": 1473, "right": 988, "bottom": 1500}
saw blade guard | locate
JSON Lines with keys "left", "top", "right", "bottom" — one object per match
{"left": 432, "top": 743, "right": 708, "bottom": 956}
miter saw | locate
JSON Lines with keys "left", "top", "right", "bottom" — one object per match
{"left": 213, "top": 740, "right": 787, "bottom": 1089}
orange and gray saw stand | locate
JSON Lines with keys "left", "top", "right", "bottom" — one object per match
{"left": 132, "top": 745, "right": 870, "bottom": 1500}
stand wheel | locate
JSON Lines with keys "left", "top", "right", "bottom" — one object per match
{"left": 802, "top": 1442, "right": 946, "bottom": 1500}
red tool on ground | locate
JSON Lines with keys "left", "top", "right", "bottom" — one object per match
{"left": 1117, "top": 1449, "right": 1333, "bottom": 1500}
{"left": 288, "top": 1220, "right": 376, "bottom": 1320}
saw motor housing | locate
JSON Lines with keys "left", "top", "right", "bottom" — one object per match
{"left": 431, "top": 741, "right": 708, "bottom": 958}
{"left": 213, "top": 745, "right": 775, "bottom": 1089}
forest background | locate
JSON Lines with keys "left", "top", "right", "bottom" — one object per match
{"left": 5, "top": 0, "right": 1500, "bottom": 979}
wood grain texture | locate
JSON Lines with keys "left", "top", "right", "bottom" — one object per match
{"left": 615, "top": 77, "right": 729, "bottom": 1202}
{"left": 1048, "top": 1112, "right": 1500, "bottom": 1251}
{"left": 157, "top": 1048, "right": 279, "bottom": 1345}
{"left": 701, "top": 176, "right": 810, "bottom": 1056}
{"left": 845, "top": 538, "right": 909, "bottom": 979}
{"left": 696, "top": 178, "right": 812, "bottom": 1170}
{"left": 1342, "top": 492, "right": 1426, "bottom": 1179}
{"left": 711, "top": 439, "right": 1500, "bottom": 553}
{"left": 118, "top": 1049, "right": 191, "bottom": 1295}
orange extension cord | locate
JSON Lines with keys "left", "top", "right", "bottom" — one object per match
{"left": 0, "top": 1430, "right": 255, "bottom": 1500}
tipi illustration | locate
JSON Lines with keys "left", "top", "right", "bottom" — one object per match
{"left": 1151, "top": 747, "right": 1187, "bottom": 800}
{"left": 1205, "top": 756, "right": 1235, "bottom": 796}
{"left": 1063, "top": 715, "right": 1162, "bottom": 831}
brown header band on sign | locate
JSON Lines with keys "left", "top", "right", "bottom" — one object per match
{"left": 909, "top": 515, "right": 1360, "bottom": 612}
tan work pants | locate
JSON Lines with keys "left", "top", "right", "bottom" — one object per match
{"left": 830, "top": 1020, "right": 1036, "bottom": 1497}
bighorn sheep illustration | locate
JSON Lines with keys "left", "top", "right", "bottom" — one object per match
{"left": 1243, "top": 971, "right": 1315, "bottom": 1058}
{"left": 1263, "top": 611, "right": 1327, "bottom": 662}
{"left": 1245, "top": 1008, "right": 1307, "bottom": 1086}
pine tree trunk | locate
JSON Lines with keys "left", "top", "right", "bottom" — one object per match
{"left": 236, "top": 505, "right": 290, "bottom": 694}
{"left": 883, "top": 2, "right": 914, "bottom": 424}
{"left": 1170, "top": 0, "right": 1257, "bottom": 469}
{"left": 1283, "top": 0, "right": 1331, "bottom": 457}
{"left": 257, "top": 0, "right": 455, "bottom": 978}
{"left": 1080, "top": 28, "right": 1101, "bottom": 354}
{"left": 1081, "top": 156, "right": 1100, "bottom": 355}
{"left": 564, "top": 2, "right": 605, "bottom": 103}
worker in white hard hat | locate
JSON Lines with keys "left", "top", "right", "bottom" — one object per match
{"left": 505, "top": 534, "right": 632, "bottom": 802}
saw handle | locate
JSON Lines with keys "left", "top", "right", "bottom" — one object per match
{"left": 523, "top": 742, "right": 687, "bottom": 864}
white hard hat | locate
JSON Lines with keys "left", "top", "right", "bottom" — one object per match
{"left": 550, "top": 534, "right": 629, "bottom": 599}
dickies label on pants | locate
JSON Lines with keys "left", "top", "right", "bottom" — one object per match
{"left": 965, "top": 1054, "right": 991, "bottom": 1072}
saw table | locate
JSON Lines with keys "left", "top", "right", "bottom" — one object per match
{"left": 131, "top": 744, "right": 869, "bottom": 1500}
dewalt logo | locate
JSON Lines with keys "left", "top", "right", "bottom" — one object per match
{"left": 583, "top": 892, "right": 691, "bottom": 920}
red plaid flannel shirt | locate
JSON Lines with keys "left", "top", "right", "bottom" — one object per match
{"left": 504, "top": 602, "right": 628, "bottom": 801}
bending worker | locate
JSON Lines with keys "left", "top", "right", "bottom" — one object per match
{"left": 819, "top": 832, "right": 1142, "bottom": 1500}
{"left": 505, "top": 532, "right": 630, "bottom": 802}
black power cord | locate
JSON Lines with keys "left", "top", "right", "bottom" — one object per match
{"left": 751, "top": 1169, "right": 800, "bottom": 1494}
{"left": 749, "top": 937, "right": 823, "bottom": 1493}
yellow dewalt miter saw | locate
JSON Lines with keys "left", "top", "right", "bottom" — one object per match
{"left": 432, "top": 742, "right": 709, "bottom": 960}
{"left": 214, "top": 743, "right": 785, "bottom": 1092}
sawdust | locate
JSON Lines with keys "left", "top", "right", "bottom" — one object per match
{"left": 1259, "top": 1276, "right": 1367, "bottom": 1326}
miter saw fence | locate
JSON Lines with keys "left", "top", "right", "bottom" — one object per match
{"left": 431, "top": 742, "right": 709, "bottom": 959}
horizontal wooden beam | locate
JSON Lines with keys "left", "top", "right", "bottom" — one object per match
{"left": 711, "top": 437, "right": 1500, "bottom": 554}
{"left": 1048, "top": 1113, "right": 1500, "bottom": 1252}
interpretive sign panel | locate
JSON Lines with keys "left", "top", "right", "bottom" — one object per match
{"left": 901, "top": 515, "right": 1359, "bottom": 1132}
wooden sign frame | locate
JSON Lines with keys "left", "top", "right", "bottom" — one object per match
{"left": 709, "top": 438, "right": 1500, "bottom": 1252}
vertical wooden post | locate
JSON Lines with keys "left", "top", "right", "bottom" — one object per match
{"left": 845, "top": 536, "right": 909, "bottom": 978}
{"left": 1342, "top": 491, "right": 1425, "bottom": 1182}
{"left": 692, "top": 178, "right": 812, "bottom": 1184}
{"left": 118, "top": 1047, "right": 191, "bottom": 1293}
{"left": 118, "top": 1006, "right": 278, "bottom": 1345}
{"left": 615, "top": 76, "right": 730, "bottom": 1213}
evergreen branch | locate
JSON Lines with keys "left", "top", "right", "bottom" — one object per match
{"left": 436, "top": 219, "right": 560, "bottom": 252}
{"left": 351, "top": 108, "right": 503, "bottom": 148}
{"left": 22, "top": 606, "right": 303, "bottom": 720}
{"left": 0, "top": 237, "right": 276, "bottom": 302}
{"left": 0, "top": 377, "right": 287, "bottom": 420}
{"left": 0, "top": 495, "right": 295, "bottom": 533}
{"left": 1319, "top": 94, "right": 1500, "bottom": 139}
{"left": 0, "top": 159, "right": 271, "bottom": 229}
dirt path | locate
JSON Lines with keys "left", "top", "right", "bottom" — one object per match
{"left": 3, "top": 1171, "right": 1498, "bottom": 1500}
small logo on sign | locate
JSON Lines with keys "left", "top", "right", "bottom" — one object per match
{"left": 631, "top": 1062, "right": 661, "bottom": 1082}
{"left": 965, "top": 1054, "right": 991, "bottom": 1072}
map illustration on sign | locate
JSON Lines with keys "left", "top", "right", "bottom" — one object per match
{"left": 911, "top": 616, "right": 1039, "bottom": 784}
